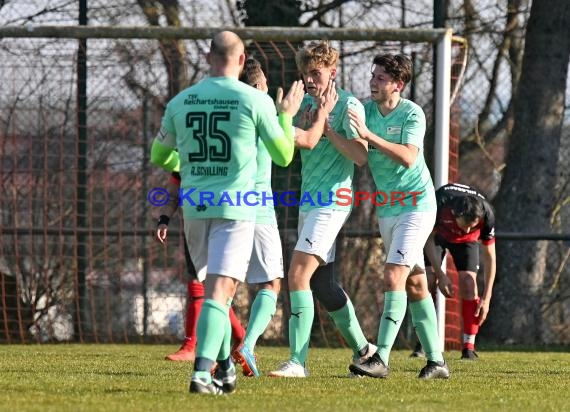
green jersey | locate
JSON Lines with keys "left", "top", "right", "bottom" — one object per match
{"left": 160, "top": 76, "right": 287, "bottom": 221}
{"left": 254, "top": 141, "right": 276, "bottom": 225}
{"left": 295, "top": 88, "right": 365, "bottom": 213}
{"left": 365, "top": 98, "right": 436, "bottom": 217}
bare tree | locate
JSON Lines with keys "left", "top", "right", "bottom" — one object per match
{"left": 136, "top": 0, "right": 187, "bottom": 100}
{"left": 2, "top": 0, "right": 569, "bottom": 345}
{"left": 487, "top": 0, "right": 570, "bottom": 344}
{"left": 451, "top": 0, "right": 529, "bottom": 196}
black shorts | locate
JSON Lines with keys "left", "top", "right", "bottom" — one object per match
{"left": 425, "top": 237, "right": 480, "bottom": 272}
{"left": 183, "top": 233, "right": 198, "bottom": 281}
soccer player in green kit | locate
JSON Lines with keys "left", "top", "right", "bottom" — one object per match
{"left": 156, "top": 172, "right": 246, "bottom": 363}
{"left": 232, "top": 58, "right": 338, "bottom": 378}
{"left": 150, "top": 31, "right": 305, "bottom": 394}
{"left": 231, "top": 58, "right": 284, "bottom": 377}
{"left": 347, "top": 53, "right": 449, "bottom": 379}
{"left": 269, "top": 41, "right": 377, "bottom": 378}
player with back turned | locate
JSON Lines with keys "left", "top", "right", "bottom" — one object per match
{"left": 150, "top": 30, "right": 304, "bottom": 395}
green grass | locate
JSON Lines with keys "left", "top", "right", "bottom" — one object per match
{"left": 0, "top": 345, "right": 569, "bottom": 412}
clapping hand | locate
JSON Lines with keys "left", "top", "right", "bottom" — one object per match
{"left": 316, "top": 79, "right": 338, "bottom": 113}
{"left": 275, "top": 80, "right": 305, "bottom": 117}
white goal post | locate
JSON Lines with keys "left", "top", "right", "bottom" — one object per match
{"left": 0, "top": 25, "right": 453, "bottom": 349}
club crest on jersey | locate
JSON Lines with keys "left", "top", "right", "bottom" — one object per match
{"left": 387, "top": 126, "right": 401, "bottom": 135}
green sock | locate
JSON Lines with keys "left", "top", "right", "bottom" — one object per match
{"left": 377, "top": 291, "right": 407, "bottom": 365}
{"left": 217, "top": 300, "right": 232, "bottom": 361}
{"left": 410, "top": 297, "right": 444, "bottom": 363}
{"left": 193, "top": 371, "right": 211, "bottom": 382}
{"left": 289, "top": 290, "right": 314, "bottom": 365}
{"left": 328, "top": 298, "right": 368, "bottom": 358}
{"left": 244, "top": 289, "right": 277, "bottom": 351}
{"left": 195, "top": 299, "right": 228, "bottom": 363}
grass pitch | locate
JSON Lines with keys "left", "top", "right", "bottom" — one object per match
{"left": 0, "top": 344, "right": 568, "bottom": 412}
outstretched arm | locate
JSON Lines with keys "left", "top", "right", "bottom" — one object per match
{"left": 261, "top": 80, "right": 306, "bottom": 167}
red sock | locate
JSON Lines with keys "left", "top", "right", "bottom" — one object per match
{"left": 183, "top": 280, "right": 204, "bottom": 349}
{"left": 462, "top": 298, "right": 480, "bottom": 350}
{"left": 229, "top": 306, "right": 245, "bottom": 344}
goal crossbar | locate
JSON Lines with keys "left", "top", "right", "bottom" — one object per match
{"left": 0, "top": 25, "right": 449, "bottom": 43}
{"left": 0, "top": 24, "right": 453, "bottom": 349}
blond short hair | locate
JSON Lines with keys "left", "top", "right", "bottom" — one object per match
{"left": 295, "top": 41, "right": 339, "bottom": 73}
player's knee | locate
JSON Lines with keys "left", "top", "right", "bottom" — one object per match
{"left": 310, "top": 268, "right": 347, "bottom": 312}
{"left": 312, "top": 284, "right": 347, "bottom": 312}
{"left": 405, "top": 282, "right": 422, "bottom": 299}
{"left": 262, "top": 279, "right": 281, "bottom": 295}
{"left": 310, "top": 263, "right": 348, "bottom": 312}
{"left": 459, "top": 271, "right": 477, "bottom": 298}
{"left": 383, "top": 264, "right": 409, "bottom": 291}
